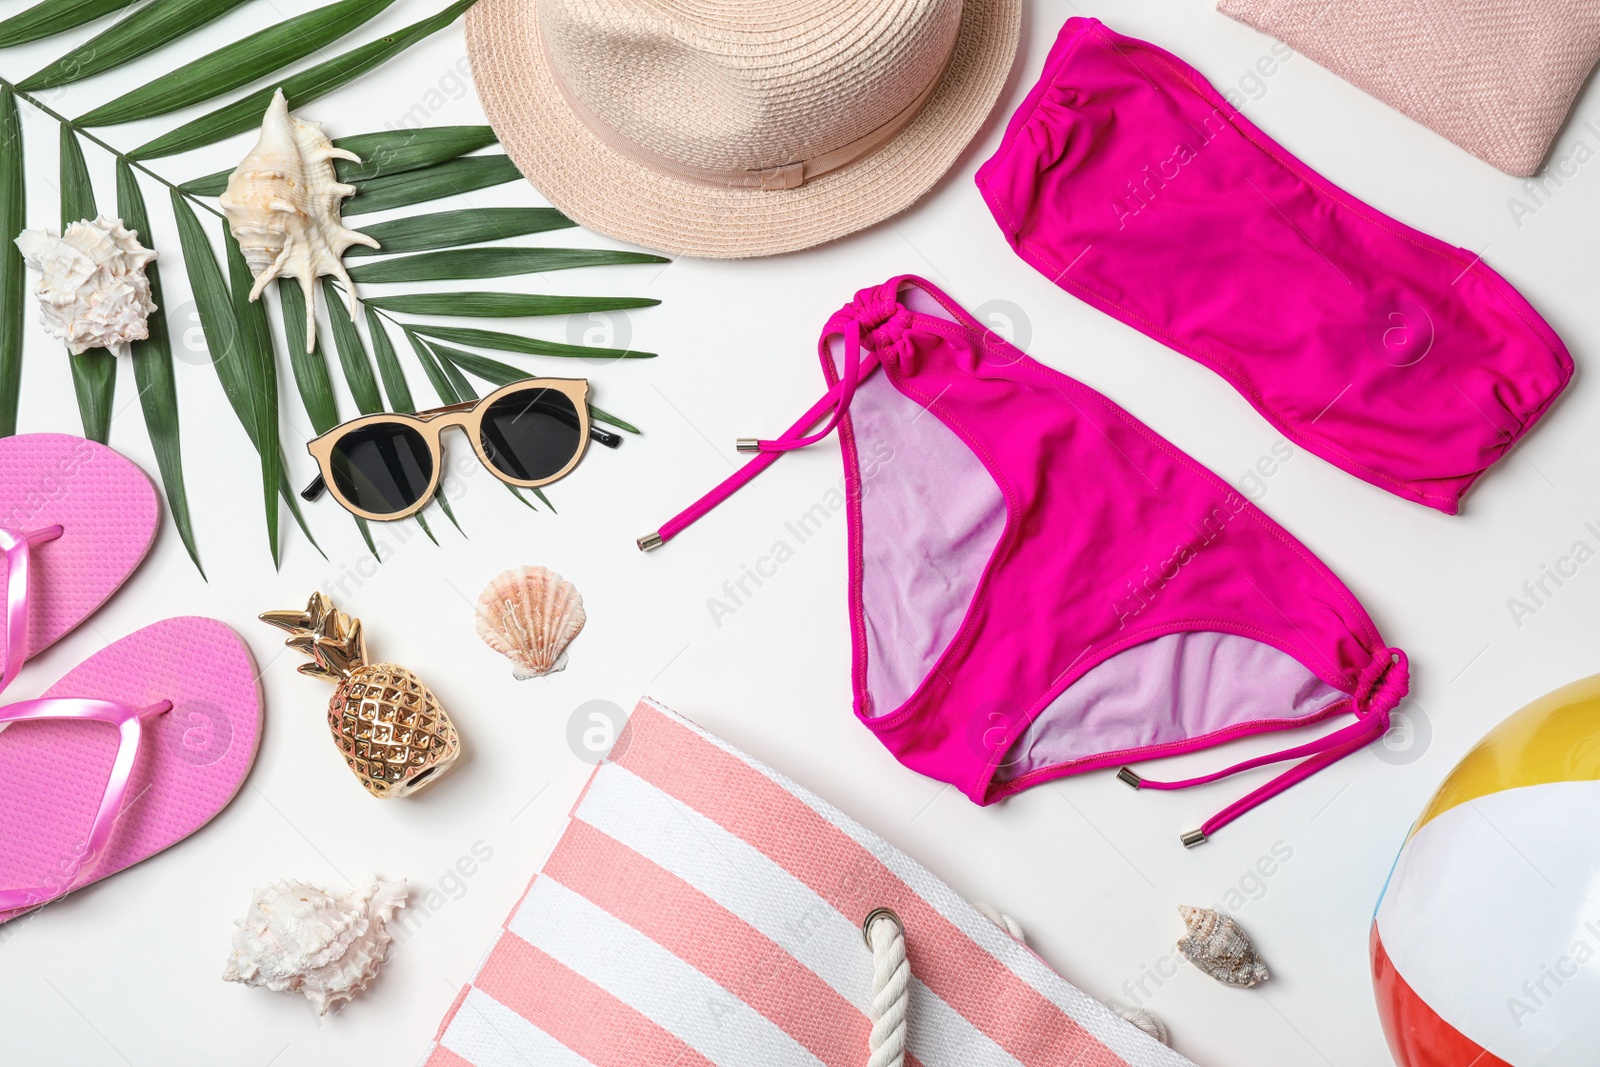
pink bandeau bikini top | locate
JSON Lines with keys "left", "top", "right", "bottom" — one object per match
{"left": 642, "top": 276, "right": 1410, "bottom": 845}
{"left": 976, "top": 17, "right": 1572, "bottom": 515}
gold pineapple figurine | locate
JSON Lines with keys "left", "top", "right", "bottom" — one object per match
{"left": 261, "top": 592, "right": 460, "bottom": 799}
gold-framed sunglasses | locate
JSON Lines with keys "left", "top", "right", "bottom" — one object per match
{"left": 301, "top": 377, "right": 621, "bottom": 521}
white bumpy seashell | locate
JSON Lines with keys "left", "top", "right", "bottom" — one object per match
{"left": 1175, "top": 905, "right": 1269, "bottom": 988}
{"left": 475, "top": 565, "right": 587, "bottom": 680}
{"left": 219, "top": 87, "right": 379, "bottom": 353}
{"left": 222, "top": 875, "right": 407, "bottom": 1015}
{"left": 14, "top": 215, "right": 156, "bottom": 355}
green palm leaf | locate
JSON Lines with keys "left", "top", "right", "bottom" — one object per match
{"left": 342, "top": 155, "right": 522, "bottom": 216}
{"left": 277, "top": 281, "right": 339, "bottom": 435}
{"left": 181, "top": 126, "right": 497, "bottom": 196}
{"left": 0, "top": 0, "right": 138, "bottom": 49}
{"left": 22, "top": 0, "right": 253, "bottom": 91}
{"left": 402, "top": 327, "right": 461, "bottom": 405}
{"left": 334, "top": 126, "right": 498, "bottom": 184}
{"left": 224, "top": 231, "right": 284, "bottom": 565}
{"left": 349, "top": 207, "right": 572, "bottom": 256}
{"left": 365, "top": 306, "right": 413, "bottom": 412}
{"left": 171, "top": 191, "right": 306, "bottom": 562}
{"left": 415, "top": 334, "right": 477, "bottom": 399}
{"left": 117, "top": 159, "right": 201, "bottom": 573}
{"left": 76, "top": 0, "right": 399, "bottom": 127}
{"left": 60, "top": 127, "right": 116, "bottom": 443}
{"left": 132, "top": 0, "right": 477, "bottom": 160}
{"left": 322, "top": 279, "right": 382, "bottom": 414}
{"left": 0, "top": 85, "right": 23, "bottom": 437}
{"left": 348, "top": 247, "right": 667, "bottom": 284}
{"left": 361, "top": 292, "right": 658, "bottom": 317}
{"left": 412, "top": 324, "right": 654, "bottom": 360}
{"left": 586, "top": 404, "right": 640, "bottom": 434}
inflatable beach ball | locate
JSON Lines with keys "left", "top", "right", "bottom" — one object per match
{"left": 1372, "top": 674, "right": 1600, "bottom": 1066}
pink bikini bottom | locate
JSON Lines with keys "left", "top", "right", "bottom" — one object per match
{"left": 643, "top": 276, "right": 1409, "bottom": 844}
{"left": 976, "top": 17, "right": 1572, "bottom": 515}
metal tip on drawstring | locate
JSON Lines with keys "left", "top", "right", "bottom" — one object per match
{"left": 1180, "top": 829, "right": 1208, "bottom": 848}
{"left": 736, "top": 438, "right": 761, "bottom": 454}
{"left": 1116, "top": 767, "right": 1142, "bottom": 789}
{"left": 636, "top": 532, "right": 664, "bottom": 552}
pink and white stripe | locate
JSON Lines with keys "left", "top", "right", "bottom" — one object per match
{"left": 420, "top": 698, "right": 1196, "bottom": 1067}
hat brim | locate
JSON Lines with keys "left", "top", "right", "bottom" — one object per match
{"left": 465, "top": 0, "right": 1021, "bottom": 259}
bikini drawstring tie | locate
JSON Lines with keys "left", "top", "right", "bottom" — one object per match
{"left": 1119, "top": 649, "right": 1410, "bottom": 846}
{"left": 638, "top": 289, "right": 904, "bottom": 550}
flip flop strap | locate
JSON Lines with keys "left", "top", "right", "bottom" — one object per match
{"left": 0, "top": 525, "right": 64, "bottom": 694}
{"left": 0, "top": 696, "right": 170, "bottom": 912}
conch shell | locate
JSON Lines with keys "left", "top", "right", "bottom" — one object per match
{"left": 1175, "top": 905, "right": 1269, "bottom": 988}
{"left": 222, "top": 875, "right": 407, "bottom": 1015}
{"left": 475, "top": 566, "right": 586, "bottom": 680}
{"left": 14, "top": 215, "right": 156, "bottom": 355}
{"left": 219, "top": 87, "right": 378, "bottom": 352}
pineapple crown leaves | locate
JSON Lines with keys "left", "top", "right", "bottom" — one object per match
{"left": 260, "top": 592, "right": 368, "bottom": 681}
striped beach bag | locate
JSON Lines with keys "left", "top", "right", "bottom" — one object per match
{"left": 420, "top": 698, "right": 1198, "bottom": 1067}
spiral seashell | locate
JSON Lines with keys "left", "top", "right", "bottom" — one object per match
{"left": 14, "top": 215, "right": 156, "bottom": 355}
{"left": 219, "top": 88, "right": 379, "bottom": 352}
{"left": 475, "top": 566, "right": 587, "bottom": 680}
{"left": 1175, "top": 905, "right": 1269, "bottom": 988}
{"left": 221, "top": 875, "right": 407, "bottom": 1015}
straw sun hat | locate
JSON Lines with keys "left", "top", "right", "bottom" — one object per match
{"left": 465, "top": 0, "right": 1021, "bottom": 258}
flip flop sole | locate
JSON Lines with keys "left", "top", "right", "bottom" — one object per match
{"left": 0, "top": 434, "right": 159, "bottom": 664}
{"left": 0, "top": 617, "right": 261, "bottom": 923}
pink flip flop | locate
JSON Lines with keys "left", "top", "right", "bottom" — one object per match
{"left": 0, "top": 617, "right": 261, "bottom": 924}
{"left": 0, "top": 434, "right": 159, "bottom": 692}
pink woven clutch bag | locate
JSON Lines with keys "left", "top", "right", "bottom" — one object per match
{"left": 419, "top": 697, "right": 1198, "bottom": 1067}
{"left": 1218, "top": 0, "right": 1600, "bottom": 175}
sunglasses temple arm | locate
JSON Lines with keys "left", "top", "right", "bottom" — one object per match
{"left": 301, "top": 474, "right": 328, "bottom": 501}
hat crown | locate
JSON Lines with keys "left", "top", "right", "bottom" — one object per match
{"left": 539, "top": 0, "right": 964, "bottom": 174}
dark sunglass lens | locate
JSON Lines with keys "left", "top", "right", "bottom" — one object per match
{"left": 478, "top": 387, "right": 582, "bottom": 481}
{"left": 327, "top": 423, "right": 434, "bottom": 516}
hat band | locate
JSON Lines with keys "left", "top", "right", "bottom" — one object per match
{"left": 542, "top": 27, "right": 959, "bottom": 191}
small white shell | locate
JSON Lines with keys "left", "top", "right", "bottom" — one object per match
{"left": 1175, "top": 905, "right": 1269, "bottom": 988}
{"left": 222, "top": 875, "right": 407, "bottom": 1015}
{"left": 14, "top": 215, "right": 156, "bottom": 355}
{"left": 218, "top": 88, "right": 379, "bottom": 352}
{"left": 475, "top": 566, "right": 586, "bottom": 680}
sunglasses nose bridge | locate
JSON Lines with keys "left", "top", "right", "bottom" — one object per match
{"left": 425, "top": 410, "right": 478, "bottom": 447}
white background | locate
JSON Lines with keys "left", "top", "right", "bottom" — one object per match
{"left": 1, "top": 1, "right": 1596, "bottom": 1065}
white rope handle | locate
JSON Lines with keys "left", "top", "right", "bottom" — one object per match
{"left": 972, "top": 900, "right": 1024, "bottom": 940}
{"left": 972, "top": 902, "right": 1171, "bottom": 1047}
{"left": 862, "top": 901, "right": 1171, "bottom": 1066}
{"left": 863, "top": 907, "right": 909, "bottom": 1067}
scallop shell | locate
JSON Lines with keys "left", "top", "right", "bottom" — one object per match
{"left": 13, "top": 215, "right": 156, "bottom": 355}
{"left": 1175, "top": 905, "right": 1269, "bottom": 988}
{"left": 222, "top": 875, "right": 407, "bottom": 1015}
{"left": 218, "top": 88, "right": 379, "bottom": 353}
{"left": 475, "top": 566, "right": 586, "bottom": 680}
